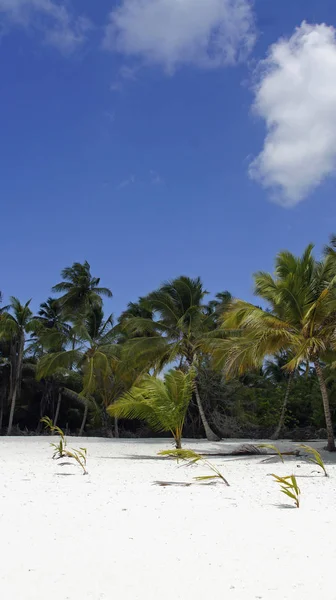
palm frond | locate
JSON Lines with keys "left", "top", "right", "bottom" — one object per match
{"left": 37, "top": 350, "right": 82, "bottom": 380}
{"left": 107, "top": 369, "right": 194, "bottom": 440}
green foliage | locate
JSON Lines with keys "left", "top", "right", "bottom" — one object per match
{"left": 271, "top": 474, "right": 300, "bottom": 508}
{"left": 158, "top": 448, "right": 230, "bottom": 486}
{"left": 209, "top": 245, "right": 336, "bottom": 451}
{"left": 119, "top": 276, "right": 220, "bottom": 440}
{"left": 299, "top": 444, "right": 328, "bottom": 477}
{"left": 41, "top": 415, "right": 64, "bottom": 440}
{"left": 108, "top": 369, "right": 195, "bottom": 448}
{"left": 0, "top": 297, "right": 37, "bottom": 434}
{"left": 3, "top": 248, "right": 336, "bottom": 443}
{"left": 52, "top": 261, "right": 112, "bottom": 315}
{"left": 41, "top": 416, "right": 88, "bottom": 475}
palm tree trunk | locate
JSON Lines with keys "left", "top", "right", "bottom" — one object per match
{"left": 0, "top": 394, "right": 3, "bottom": 432}
{"left": 314, "top": 361, "right": 336, "bottom": 452}
{"left": 37, "top": 380, "right": 52, "bottom": 433}
{"left": 114, "top": 417, "right": 119, "bottom": 438}
{"left": 101, "top": 406, "right": 113, "bottom": 438}
{"left": 271, "top": 371, "right": 294, "bottom": 440}
{"left": 7, "top": 384, "right": 18, "bottom": 435}
{"left": 54, "top": 390, "right": 62, "bottom": 427}
{"left": 7, "top": 337, "right": 23, "bottom": 435}
{"left": 79, "top": 401, "right": 88, "bottom": 437}
{"left": 194, "top": 382, "right": 220, "bottom": 442}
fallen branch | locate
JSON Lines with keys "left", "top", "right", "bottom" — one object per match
{"left": 199, "top": 444, "right": 301, "bottom": 458}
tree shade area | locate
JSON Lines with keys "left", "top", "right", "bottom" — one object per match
{"left": 2, "top": 237, "right": 336, "bottom": 450}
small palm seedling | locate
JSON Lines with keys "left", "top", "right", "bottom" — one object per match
{"left": 65, "top": 447, "right": 88, "bottom": 474}
{"left": 41, "top": 416, "right": 67, "bottom": 458}
{"left": 258, "top": 443, "right": 285, "bottom": 463}
{"left": 158, "top": 448, "right": 230, "bottom": 486}
{"left": 271, "top": 474, "right": 300, "bottom": 508}
{"left": 108, "top": 369, "right": 195, "bottom": 449}
{"left": 41, "top": 416, "right": 88, "bottom": 475}
{"left": 299, "top": 444, "right": 328, "bottom": 477}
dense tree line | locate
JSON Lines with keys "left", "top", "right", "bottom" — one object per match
{"left": 2, "top": 239, "right": 336, "bottom": 449}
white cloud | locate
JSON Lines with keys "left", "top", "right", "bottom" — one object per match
{"left": 117, "top": 174, "right": 135, "bottom": 189}
{"left": 104, "top": 0, "right": 256, "bottom": 71}
{"left": 150, "top": 170, "right": 163, "bottom": 185}
{"left": 0, "top": 0, "right": 91, "bottom": 53}
{"left": 110, "top": 64, "right": 138, "bottom": 92}
{"left": 249, "top": 22, "right": 336, "bottom": 206}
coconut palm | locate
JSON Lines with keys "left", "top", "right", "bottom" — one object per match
{"left": 206, "top": 291, "right": 232, "bottom": 328}
{"left": 107, "top": 369, "right": 195, "bottom": 449}
{"left": 210, "top": 245, "right": 336, "bottom": 451}
{"left": 37, "top": 306, "right": 120, "bottom": 435}
{"left": 38, "top": 297, "right": 61, "bottom": 327}
{"left": 121, "top": 276, "right": 220, "bottom": 441}
{"left": 52, "top": 261, "right": 112, "bottom": 316}
{"left": 264, "top": 352, "right": 297, "bottom": 440}
{"left": 119, "top": 297, "right": 154, "bottom": 324}
{"left": 0, "top": 298, "right": 35, "bottom": 434}
{"left": 37, "top": 297, "right": 70, "bottom": 331}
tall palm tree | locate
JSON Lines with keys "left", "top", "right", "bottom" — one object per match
{"left": 52, "top": 261, "right": 112, "bottom": 316}
{"left": 37, "top": 306, "right": 119, "bottom": 435}
{"left": 210, "top": 245, "right": 336, "bottom": 451}
{"left": 108, "top": 369, "right": 195, "bottom": 449}
{"left": 0, "top": 298, "right": 35, "bottom": 434}
{"left": 0, "top": 339, "right": 11, "bottom": 430}
{"left": 264, "top": 352, "right": 296, "bottom": 440}
{"left": 121, "top": 276, "right": 220, "bottom": 441}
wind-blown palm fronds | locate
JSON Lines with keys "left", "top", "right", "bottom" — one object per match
{"left": 52, "top": 261, "right": 112, "bottom": 315}
{"left": 36, "top": 307, "right": 121, "bottom": 435}
{"left": 119, "top": 276, "right": 220, "bottom": 441}
{"left": 107, "top": 369, "right": 195, "bottom": 448}
{"left": 210, "top": 246, "right": 336, "bottom": 451}
{"left": 0, "top": 298, "right": 36, "bottom": 434}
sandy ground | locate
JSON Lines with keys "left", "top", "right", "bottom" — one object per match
{"left": 1, "top": 437, "right": 336, "bottom": 600}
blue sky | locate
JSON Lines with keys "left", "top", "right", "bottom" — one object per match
{"left": 1, "top": 0, "right": 336, "bottom": 317}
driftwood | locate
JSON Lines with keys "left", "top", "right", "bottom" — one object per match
{"left": 153, "top": 481, "right": 217, "bottom": 487}
{"left": 199, "top": 443, "right": 301, "bottom": 458}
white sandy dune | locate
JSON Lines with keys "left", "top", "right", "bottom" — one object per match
{"left": 1, "top": 437, "right": 336, "bottom": 600}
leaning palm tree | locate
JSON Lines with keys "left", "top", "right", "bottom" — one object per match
{"left": 121, "top": 276, "right": 220, "bottom": 441}
{"left": 107, "top": 369, "right": 195, "bottom": 449}
{"left": 0, "top": 298, "right": 35, "bottom": 434}
{"left": 52, "top": 261, "right": 112, "bottom": 316}
{"left": 210, "top": 245, "right": 336, "bottom": 451}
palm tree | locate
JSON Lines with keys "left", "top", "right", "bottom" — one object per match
{"left": 37, "top": 297, "right": 68, "bottom": 330}
{"left": 0, "top": 298, "right": 35, "bottom": 434}
{"left": 121, "top": 276, "right": 220, "bottom": 441}
{"left": 107, "top": 369, "right": 195, "bottom": 449}
{"left": 119, "top": 297, "right": 154, "bottom": 324}
{"left": 52, "top": 261, "right": 112, "bottom": 316}
{"left": 206, "top": 291, "right": 232, "bottom": 328}
{"left": 264, "top": 352, "right": 297, "bottom": 440}
{"left": 210, "top": 245, "right": 336, "bottom": 451}
{"left": 37, "top": 306, "right": 119, "bottom": 435}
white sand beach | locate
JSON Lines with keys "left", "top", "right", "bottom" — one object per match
{"left": 1, "top": 437, "right": 336, "bottom": 600}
